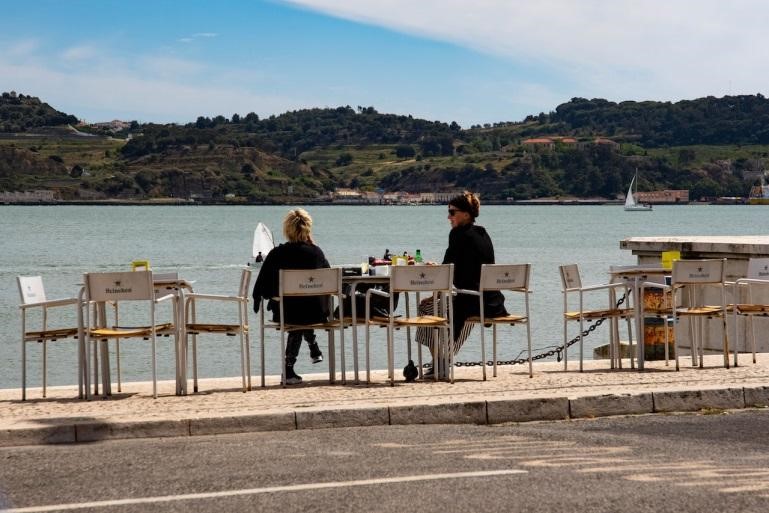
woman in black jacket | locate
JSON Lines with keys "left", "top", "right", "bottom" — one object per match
{"left": 418, "top": 192, "right": 507, "bottom": 375}
{"left": 252, "top": 209, "right": 329, "bottom": 384}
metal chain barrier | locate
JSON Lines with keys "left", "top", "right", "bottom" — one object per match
{"left": 428, "top": 293, "right": 627, "bottom": 368}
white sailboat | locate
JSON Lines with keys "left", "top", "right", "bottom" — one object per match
{"left": 624, "top": 172, "right": 652, "bottom": 211}
{"left": 251, "top": 222, "right": 274, "bottom": 264}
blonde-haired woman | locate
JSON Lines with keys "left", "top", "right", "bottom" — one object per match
{"left": 253, "top": 208, "right": 329, "bottom": 384}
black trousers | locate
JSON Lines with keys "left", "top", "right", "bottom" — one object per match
{"left": 285, "top": 330, "right": 316, "bottom": 367}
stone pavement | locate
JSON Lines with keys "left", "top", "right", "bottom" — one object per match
{"left": 2, "top": 354, "right": 768, "bottom": 447}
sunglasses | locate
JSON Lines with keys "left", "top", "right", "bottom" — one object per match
{"left": 448, "top": 208, "right": 460, "bottom": 216}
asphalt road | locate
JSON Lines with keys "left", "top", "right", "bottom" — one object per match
{"left": 2, "top": 409, "right": 769, "bottom": 512}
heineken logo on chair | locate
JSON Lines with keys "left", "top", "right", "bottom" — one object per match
{"left": 105, "top": 280, "right": 133, "bottom": 294}
{"left": 496, "top": 271, "right": 519, "bottom": 285}
{"left": 759, "top": 265, "right": 769, "bottom": 278}
{"left": 687, "top": 267, "right": 710, "bottom": 279}
{"left": 410, "top": 272, "right": 434, "bottom": 286}
{"left": 299, "top": 276, "right": 324, "bottom": 290}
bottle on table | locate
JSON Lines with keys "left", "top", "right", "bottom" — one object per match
{"left": 414, "top": 249, "right": 423, "bottom": 264}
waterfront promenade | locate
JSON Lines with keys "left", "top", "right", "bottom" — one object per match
{"left": 2, "top": 354, "right": 768, "bottom": 447}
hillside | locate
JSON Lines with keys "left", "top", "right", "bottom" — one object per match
{"left": 2, "top": 92, "right": 768, "bottom": 202}
{"left": 0, "top": 92, "right": 78, "bottom": 132}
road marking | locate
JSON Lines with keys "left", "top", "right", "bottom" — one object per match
{"left": 5, "top": 469, "right": 527, "bottom": 512}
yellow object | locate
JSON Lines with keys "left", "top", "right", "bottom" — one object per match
{"left": 661, "top": 250, "right": 680, "bottom": 270}
{"left": 131, "top": 260, "right": 151, "bottom": 271}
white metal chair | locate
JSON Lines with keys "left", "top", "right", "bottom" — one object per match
{"left": 731, "top": 257, "right": 769, "bottom": 366}
{"left": 183, "top": 269, "right": 252, "bottom": 393}
{"left": 458, "top": 263, "right": 533, "bottom": 379}
{"left": 364, "top": 264, "right": 454, "bottom": 385}
{"left": 259, "top": 267, "right": 345, "bottom": 387}
{"left": 81, "top": 270, "right": 178, "bottom": 398}
{"left": 17, "top": 276, "right": 81, "bottom": 400}
{"left": 671, "top": 259, "right": 730, "bottom": 369}
{"left": 560, "top": 264, "right": 635, "bottom": 371}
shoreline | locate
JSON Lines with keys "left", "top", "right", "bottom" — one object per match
{"left": 0, "top": 200, "right": 720, "bottom": 207}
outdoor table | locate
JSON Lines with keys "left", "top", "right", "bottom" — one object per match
{"left": 341, "top": 270, "right": 390, "bottom": 384}
{"left": 609, "top": 266, "right": 669, "bottom": 371}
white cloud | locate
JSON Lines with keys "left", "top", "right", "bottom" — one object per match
{"left": 139, "top": 55, "right": 206, "bottom": 77}
{"left": 61, "top": 45, "right": 99, "bottom": 62}
{"left": 7, "top": 38, "right": 40, "bottom": 58}
{"left": 177, "top": 32, "right": 219, "bottom": 44}
{"left": 0, "top": 58, "right": 299, "bottom": 123}
{"left": 282, "top": 0, "right": 769, "bottom": 103}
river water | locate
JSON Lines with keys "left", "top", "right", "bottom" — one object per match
{"left": 1, "top": 204, "right": 766, "bottom": 389}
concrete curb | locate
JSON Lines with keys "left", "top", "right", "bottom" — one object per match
{"left": 570, "top": 392, "right": 654, "bottom": 418}
{"left": 1, "top": 386, "right": 766, "bottom": 447}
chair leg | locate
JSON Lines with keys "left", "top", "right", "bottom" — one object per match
{"left": 563, "top": 319, "right": 569, "bottom": 371}
{"left": 526, "top": 320, "right": 533, "bottom": 379}
{"left": 722, "top": 314, "right": 730, "bottom": 369}
{"left": 365, "top": 321, "right": 371, "bottom": 384}
{"left": 21, "top": 338, "right": 27, "bottom": 401}
{"left": 245, "top": 329, "right": 252, "bottom": 391}
{"left": 239, "top": 331, "right": 247, "bottom": 393}
{"left": 151, "top": 336, "right": 157, "bottom": 399}
{"left": 417, "top": 334, "right": 423, "bottom": 380}
{"left": 328, "top": 330, "right": 336, "bottom": 384}
{"left": 192, "top": 334, "right": 199, "bottom": 393}
{"left": 672, "top": 317, "right": 680, "bottom": 371}
{"left": 42, "top": 340, "right": 47, "bottom": 398}
{"left": 625, "top": 316, "right": 635, "bottom": 370}
{"left": 579, "top": 316, "right": 585, "bottom": 372}
{"left": 116, "top": 339, "right": 123, "bottom": 393}
{"left": 480, "top": 322, "right": 487, "bottom": 381}
{"left": 92, "top": 339, "right": 99, "bottom": 396}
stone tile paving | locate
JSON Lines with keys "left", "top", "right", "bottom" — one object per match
{"left": 2, "top": 354, "right": 768, "bottom": 429}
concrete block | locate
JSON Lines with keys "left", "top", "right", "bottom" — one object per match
{"left": 191, "top": 412, "right": 297, "bottom": 436}
{"left": 743, "top": 386, "right": 769, "bottom": 408}
{"left": 389, "top": 401, "right": 486, "bottom": 425}
{"left": 653, "top": 388, "right": 744, "bottom": 412}
{"left": 296, "top": 406, "right": 389, "bottom": 430}
{"left": 76, "top": 419, "right": 190, "bottom": 442}
{"left": 487, "top": 397, "right": 569, "bottom": 423}
{"left": 0, "top": 425, "right": 76, "bottom": 447}
{"left": 570, "top": 393, "right": 654, "bottom": 418}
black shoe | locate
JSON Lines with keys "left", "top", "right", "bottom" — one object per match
{"left": 284, "top": 367, "right": 303, "bottom": 385}
{"left": 308, "top": 342, "right": 324, "bottom": 364}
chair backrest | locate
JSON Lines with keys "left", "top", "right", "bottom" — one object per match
{"left": 671, "top": 259, "right": 725, "bottom": 285}
{"left": 559, "top": 264, "right": 582, "bottom": 290}
{"left": 238, "top": 268, "right": 252, "bottom": 297}
{"left": 84, "top": 271, "right": 155, "bottom": 302}
{"left": 17, "top": 276, "right": 46, "bottom": 305}
{"left": 279, "top": 267, "right": 342, "bottom": 296}
{"left": 390, "top": 264, "right": 453, "bottom": 293}
{"left": 746, "top": 258, "right": 769, "bottom": 280}
{"left": 479, "top": 263, "right": 530, "bottom": 291}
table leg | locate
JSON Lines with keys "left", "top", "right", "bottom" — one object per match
{"left": 97, "top": 302, "right": 111, "bottom": 396}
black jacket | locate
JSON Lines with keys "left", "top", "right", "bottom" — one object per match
{"left": 443, "top": 223, "right": 507, "bottom": 335}
{"left": 252, "top": 242, "right": 331, "bottom": 324}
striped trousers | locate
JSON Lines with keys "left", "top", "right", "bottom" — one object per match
{"left": 415, "top": 297, "right": 474, "bottom": 356}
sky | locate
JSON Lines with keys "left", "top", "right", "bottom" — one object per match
{"left": 2, "top": 0, "right": 768, "bottom": 128}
